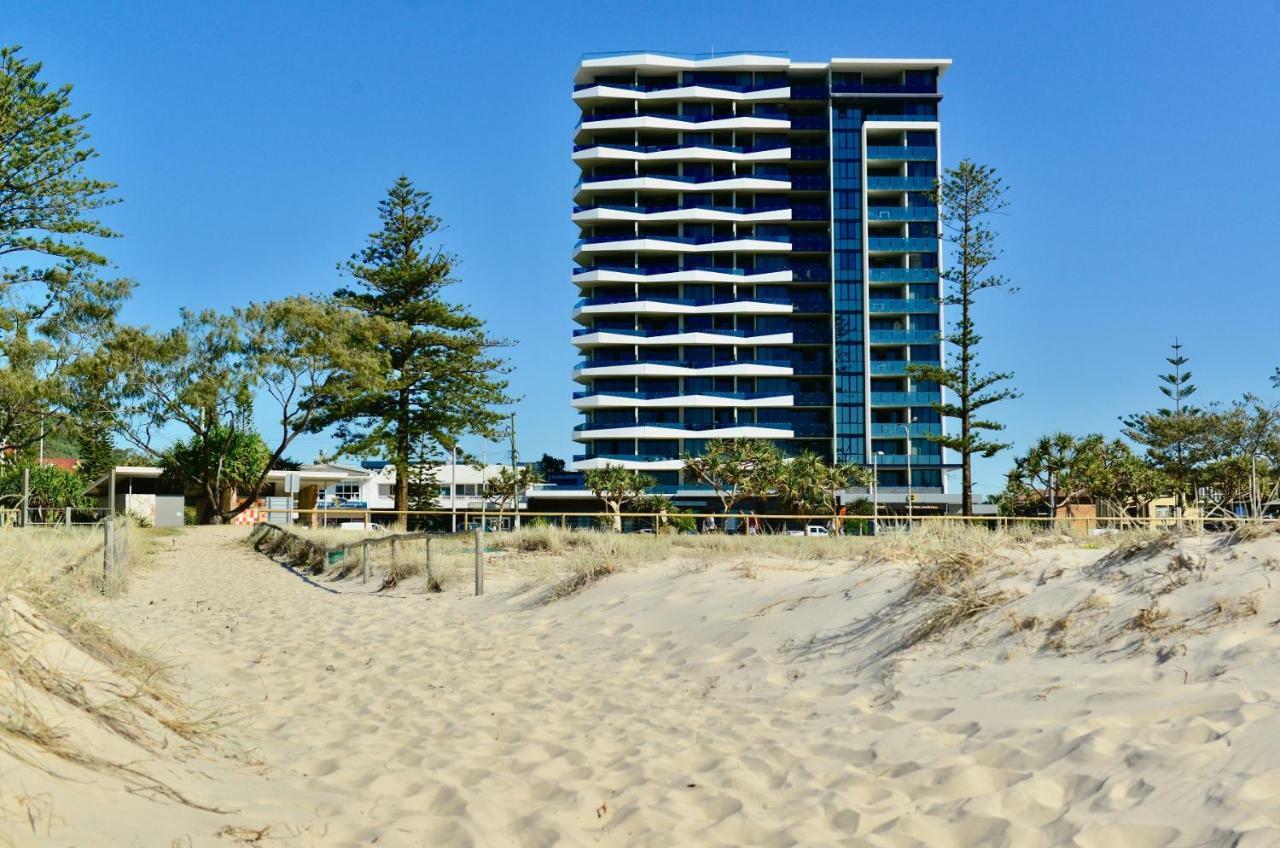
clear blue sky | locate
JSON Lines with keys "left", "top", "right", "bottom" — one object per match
{"left": 9, "top": 1, "right": 1280, "bottom": 495}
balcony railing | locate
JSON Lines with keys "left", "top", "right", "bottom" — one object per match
{"left": 789, "top": 235, "right": 831, "bottom": 252}
{"left": 579, "top": 111, "right": 790, "bottom": 127}
{"left": 870, "top": 422, "right": 941, "bottom": 437}
{"left": 576, "top": 295, "right": 791, "bottom": 309}
{"left": 573, "top": 81, "right": 789, "bottom": 94}
{"left": 793, "top": 327, "right": 832, "bottom": 343}
{"left": 573, "top": 202, "right": 789, "bottom": 216}
{"left": 790, "top": 174, "right": 831, "bottom": 191}
{"left": 866, "top": 146, "right": 938, "bottom": 161}
{"left": 576, "top": 233, "right": 791, "bottom": 247}
{"left": 869, "top": 329, "right": 941, "bottom": 344}
{"left": 869, "top": 453, "right": 944, "bottom": 466}
{"left": 871, "top": 392, "right": 941, "bottom": 406}
{"left": 576, "top": 357, "right": 793, "bottom": 371}
{"left": 790, "top": 116, "right": 828, "bottom": 130}
{"left": 792, "top": 361, "right": 831, "bottom": 375}
{"left": 573, "top": 390, "right": 791, "bottom": 401}
{"left": 868, "top": 268, "right": 939, "bottom": 283}
{"left": 790, "top": 297, "right": 832, "bottom": 313}
{"left": 575, "top": 265, "right": 796, "bottom": 278}
{"left": 868, "top": 237, "right": 938, "bottom": 252}
{"left": 830, "top": 82, "right": 938, "bottom": 95}
{"left": 573, "top": 453, "right": 681, "bottom": 464}
{"left": 793, "top": 392, "right": 833, "bottom": 406}
{"left": 866, "top": 206, "right": 937, "bottom": 222}
{"left": 870, "top": 360, "right": 940, "bottom": 375}
{"left": 573, "top": 327, "right": 790, "bottom": 339}
{"left": 575, "top": 421, "right": 792, "bottom": 433}
{"left": 789, "top": 84, "right": 828, "bottom": 100}
{"left": 573, "top": 142, "right": 790, "bottom": 155}
{"left": 864, "top": 113, "right": 938, "bottom": 123}
{"left": 790, "top": 204, "right": 829, "bottom": 221}
{"left": 578, "top": 172, "right": 790, "bottom": 187}
{"left": 869, "top": 299, "right": 938, "bottom": 313}
{"left": 867, "top": 176, "right": 937, "bottom": 191}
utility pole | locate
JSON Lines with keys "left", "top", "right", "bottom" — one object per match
{"left": 872, "top": 451, "right": 882, "bottom": 535}
{"left": 901, "top": 418, "right": 916, "bottom": 525}
{"left": 510, "top": 412, "right": 520, "bottom": 529}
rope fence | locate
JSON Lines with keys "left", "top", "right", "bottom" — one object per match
{"left": 249, "top": 522, "right": 488, "bottom": 595}
{"left": 248, "top": 507, "right": 1277, "bottom": 536}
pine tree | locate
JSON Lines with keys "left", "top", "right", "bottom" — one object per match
{"left": 907, "top": 159, "right": 1021, "bottom": 515}
{"left": 1121, "top": 341, "right": 1203, "bottom": 514}
{"left": 76, "top": 418, "right": 115, "bottom": 482}
{"left": 0, "top": 45, "right": 133, "bottom": 458}
{"left": 320, "top": 177, "right": 512, "bottom": 527}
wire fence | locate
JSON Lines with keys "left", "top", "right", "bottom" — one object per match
{"left": 249, "top": 522, "right": 487, "bottom": 595}
{"left": 254, "top": 507, "right": 1279, "bottom": 536}
{"left": 0, "top": 506, "right": 114, "bottom": 528}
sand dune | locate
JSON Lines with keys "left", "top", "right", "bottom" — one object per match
{"left": 5, "top": 525, "right": 1280, "bottom": 846}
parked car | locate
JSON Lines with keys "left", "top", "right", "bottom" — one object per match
{"left": 787, "top": 524, "right": 831, "bottom": 537}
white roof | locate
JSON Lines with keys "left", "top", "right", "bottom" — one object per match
{"left": 82, "top": 465, "right": 164, "bottom": 495}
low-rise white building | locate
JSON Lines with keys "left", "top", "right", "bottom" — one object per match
{"left": 262, "top": 460, "right": 533, "bottom": 514}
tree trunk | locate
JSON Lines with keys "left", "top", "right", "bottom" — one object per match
{"left": 394, "top": 387, "right": 411, "bottom": 531}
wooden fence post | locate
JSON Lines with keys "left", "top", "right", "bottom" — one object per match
{"left": 474, "top": 527, "right": 484, "bottom": 596}
{"left": 361, "top": 541, "right": 370, "bottom": 584}
{"left": 65, "top": 506, "right": 72, "bottom": 527}
{"left": 425, "top": 537, "right": 434, "bottom": 589}
{"left": 102, "top": 517, "right": 114, "bottom": 585}
{"left": 19, "top": 467, "right": 29, "bottom": 527}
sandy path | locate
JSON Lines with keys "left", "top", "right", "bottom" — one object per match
{"left": 91, "top": 527, "right": 1280, "bottom": 847}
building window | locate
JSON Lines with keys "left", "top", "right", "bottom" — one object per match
{"left": 334, "top": 483, "right": 361, "bottom": 501}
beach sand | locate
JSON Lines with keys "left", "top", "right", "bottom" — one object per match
{"left": 5, "top": 525, "right": 1280, "bottom": 846}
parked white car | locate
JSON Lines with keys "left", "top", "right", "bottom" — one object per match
{"left": 787, "top": 524, "right": 831, "bottom": 537}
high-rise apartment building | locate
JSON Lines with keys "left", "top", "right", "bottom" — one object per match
{"left": 571, "top": 52, "right": 951, "bottom": 496}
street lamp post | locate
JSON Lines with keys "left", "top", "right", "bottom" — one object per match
{"left": 872, "top": 451, "right": 883, "bottom": 535}
{"left": 450, "top": 443, "right": 458, "bottom": 533}
{"left": 900, "top": 418, "right": 917, "bottom": 525}
{"left": 1251, "top": 453, "right": 1260, "bottom": 519}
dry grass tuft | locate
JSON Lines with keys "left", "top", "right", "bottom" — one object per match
{"left": 1132, "top": 603, "right": 1169, "bottom": 632}
{"left": 1222, "top": 521, "right": 1279, "bottom": 546}
{"left": 896, "top": 536, "right": 1010, "bottom": 649}
{"left": 539, "top": 558, "right": 618, "bottom": 604}
{"left": 0, "top": 525, "right": 222, "bottom": 811}
{"left": 1213, "top": 593, "right": 1261, "bottom": 620}
{"left": 1103, "top": 529, "right": 1185, "bottom": 565}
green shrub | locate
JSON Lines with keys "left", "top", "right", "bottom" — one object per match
{"left": 183, "top": 505, "right": 199, "bottom": 525}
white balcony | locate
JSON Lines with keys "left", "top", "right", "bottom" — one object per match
{"left": 574, "top": 237, "right": 792, "bottom": 257}
{"left": 573, "top": 268, "right": 793, "bottom": 284}
{"left": 572, "top": 206, "right": 791, "bottom": 225}
{"left": 576, "top": 115, "right": 789, "bottom": 135}
{"left": 573, "top": 393, "right": 794, "bottom": 409}
{"left": 573, "top": 299, "right": 793, "bottom": 319}
{"left": 572, "top": 456, "right": 686, "bottom": 472}
{"left": 575, "top": 175, "right": 790, "bottom": 195}
{"left": 573, "top": 362, "right": 794, "bottom": 381}
{"left": 572, "top": 84, "right": 790, "bottom": 104}
{"left": 575, "top": 424, "right": 795, "bottom": 440}
{"left": 572, "top": 330, "right": 793, "bottom": 348}
{"left": 572, "top": 145, "right": 790, "bottom": 164}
